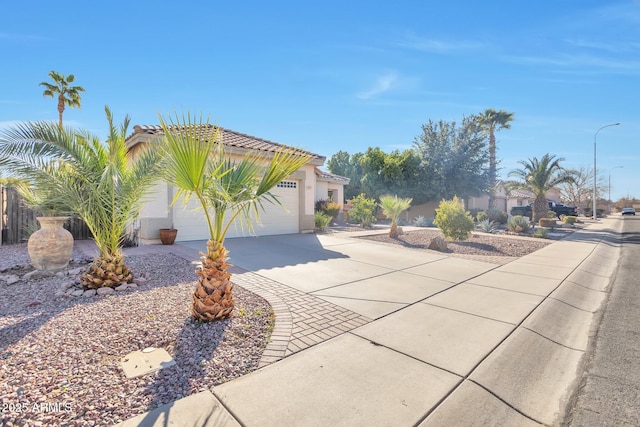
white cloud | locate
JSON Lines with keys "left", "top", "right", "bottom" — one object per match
{"left": 397, "top": 32, "right": 488, "bottom": 53}
{"left": 356, "top": 72, "right": 399, "bottom": 100}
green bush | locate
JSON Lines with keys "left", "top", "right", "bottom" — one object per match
{"left": 314, "top": 212, "right": 331, "bottom": 231}
{"left": 476, "top": 219, "right": 499, "bottom": 233}
{"left": 533, "top": 228, "right": 549, "bottom": 239}
{"left": 563, "top": 215, "right": 578, "bottom": 225}
{"left": 487, "top": 209, "right": 508, "bottom": 224}
{"left": 508, "top": 215, "right": 531, "bottom": 233}
{"left": 476, "top": 211, "right": 488, "bottom": 222}
{"left": 434, "top": 196, "right": 474, "bottom": 241}
{"left": 546, "top": 210, "right": 556, "bottom": 218}
{"left": 349, "top": 193, "right": 377, "bottom": 227}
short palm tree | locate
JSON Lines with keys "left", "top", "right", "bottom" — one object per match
{"left": 508, "top": 154, "right": 574, "bottom": 222}
{"left": 159, "top": 113, "right": 310, "bottom": 322}
{"left": 478, "top": 108, "right": 514, "bottom": 209}
{"left": 379, "top": 194, "right": 412, "bottom": 238}
{"left": 40, "top": 71, "right": 85, "bottom": 128}
{"left": 0, "top": 107, "right": 162, "bottom": 288}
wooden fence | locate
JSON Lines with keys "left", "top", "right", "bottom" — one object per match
{"left": 1, "top": 186, "right": 92, "bottom": 245}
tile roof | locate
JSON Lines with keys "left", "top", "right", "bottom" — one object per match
{"left": 129, "top": 125, "right": 324, "bottom": 161}
{"left": 314, "top": 167, "right": 350, "bottom": 184}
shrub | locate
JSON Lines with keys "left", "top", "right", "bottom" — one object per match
{"left": 315, "top": 199, "right": 328, "bottom": 213}
{"left": 546, "top": 210, "right": 556, "bottom": 218}
{"left": 539, "top": 218, "right": 556, "bottom": 228}
{"left": 533, "top": 228, "right": 549, "bottom": 239}
{"left": 325, "top": 202, "right": 342, "bottom": 221}
{"left": 487, "top": 209, "right": 508, "bottom": 224}
{"left": 476, "top": 219, "right": 499, "bottom": 233}
{"left": 563, "top": 215, "right": 578, "bottom": 225}
{"left": 414, "top": 216, "right": 434, "bottom": 227}
{"left": 434, "top": 196, "right": 474, "bottom": 241}
{"left": 349, "top": 193, "right": 377, "bottom": 227}
{"left": 475, "top": 211, "right": 488, "bottom": 222}
{"left": 314, "top": 212, "right": 331, "bottom": 231}
{"left": 508, "top": 215, "right": 531, "bottom": 233}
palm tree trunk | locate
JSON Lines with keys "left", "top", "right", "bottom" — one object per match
{"left": 192, "top": 239, "right": 235, "bottom": 321}
{"left": 57, "top": 95, "right": 65, "bottom": 128}
{"left": 533, "top": 196, "right": 548, "bottom": 223}
{"left": 488, "top": 132, "right": 496, "bottom": 210}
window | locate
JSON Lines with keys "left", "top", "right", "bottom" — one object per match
{"left": 277, "top": 181, "right": 297, "bottom": 189}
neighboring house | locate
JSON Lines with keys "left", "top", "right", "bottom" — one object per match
{"left": 125, "top": 125, "right": 348, "bottom": 243}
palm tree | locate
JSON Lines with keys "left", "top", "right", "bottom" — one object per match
{"left": 477, "top": 108, "right": 514, "bottom": 209}
{"left": 40, "top": 71, "right": 85, "bottom": 128}
{"left": 159, "top": 113, "right": 310, "bottom": 322}
{"left": 0, "top": 107, "right": 162, "bottom": 288}
{"left": 508, "top": 154, "right": 574, "bottom": 222}
{"left": 379, "top": 194, "right": 412, "bottom": 238}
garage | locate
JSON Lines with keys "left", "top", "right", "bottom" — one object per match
{"left": 172, "top": 180, "right": 300, "bottom": 241}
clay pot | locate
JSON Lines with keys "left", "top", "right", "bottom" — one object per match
{"left": 28, "top": 217, "right": 74, "bottom": 271}
{"left": 159, "top": 228, "right": 178, "bottom": 245}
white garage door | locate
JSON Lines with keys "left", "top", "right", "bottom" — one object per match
{"left": 173, "top": 180, "right": 300, "bottom": 241}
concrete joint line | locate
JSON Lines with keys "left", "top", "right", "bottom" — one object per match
{"left": 467, "top": 379, "right": 547, "bottom": 426}
{"left": 522, "top": 326, "right": 588, "bottom": 353}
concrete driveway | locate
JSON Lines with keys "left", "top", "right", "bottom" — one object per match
{"left": 126, "top": 222, "right": 621, "bottom": 427}
{"left": 179, "top": 233, "right": 500, "bottom": 319}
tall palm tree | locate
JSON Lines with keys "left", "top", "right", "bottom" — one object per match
{"left": 0, "top": 107, "right": 162, "bottom": 288}
{"left": 159, "top": 113, "right": 310, "bottom": 322}
{"left": 379, "top": 194, "right": 412, "bottom": 238}
{"left": 478, "top": 108, "right": 514, "bottom": 209}
{"left": 508, "top": 154, "right": 574, "bottom": 222}
{"left": 40, "top": 71, "right": 85, "bottom": 128}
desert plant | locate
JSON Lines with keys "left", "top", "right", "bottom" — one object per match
{"left": 563, "top": 215, "right": 578, "bottom": 225}
{"left": 0, "top": 108, "right": 162, "bottom": 288}
{"left": 414, "top": 216, "right": 433, "bottom": 227}
{"left": 160, "top": 112, "right": 309, "bottom": 321}
{"left": 508, "top": 215, "right": 531, "bottom": 233}
{"left": 539, "top": 218, "right": 557, "bottom": 228}
{"left": 434, "top": 196, "right": 474, "bottom": 241}
{"left": 349, "top": 193, "right": 377, "bottom": 227}
{"left": 475, "top": 211, "right": 488, "bottom": 222}
{"left": 325, "top": 202, "right": 342, "bottom": 221}
{"left": 546, "top": 210, "right": 556, "bottom": 218}
{"left": 379, "top": 194, "right": 412, "bottom": 238}
{"left": 533, "top": 228, "right": 549, "bottom": 239}
{"left": 476, "top": 219, "right": 499, "bottom": 233}
{"left": 487, "top": 209, "right": 508, "bottom": 224}
{"left": 314, "top": 212, "right": 331, "bottom": 231}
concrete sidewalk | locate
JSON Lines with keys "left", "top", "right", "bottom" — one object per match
{"left": 116, "top": 219, "right": 622, "bottom": 427}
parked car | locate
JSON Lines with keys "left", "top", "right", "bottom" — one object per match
{"left": 621, "top": 207, "right": 636, "bottom": 216}
{"left": 510, "top": 201, "right": 579, "bottom": 219}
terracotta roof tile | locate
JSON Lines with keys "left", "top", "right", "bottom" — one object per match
{"left": 129, "top": 125, "right": 323, "bottom": 160}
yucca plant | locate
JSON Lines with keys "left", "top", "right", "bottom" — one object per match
{"left": 159, "top": 112, "right": 310, "bottom": 322}
{"left": 379, "top": 194, "right": 412, "bottom": 238}
{"left": 0, "top": 107, "right": 162, "bottom": 287}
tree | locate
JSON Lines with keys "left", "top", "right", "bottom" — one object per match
{"left": 379, "top": 194, "right": 412, "bottom": 238}
{"left": 557, "top": 166, "right": 606, "bottom": 207}
{"left": 40, "top": 71, "right": 85, "bottom": 128}
{"left": 508, "top": 154, "right": 574, "bottom": 222}
{"left": 413, "top": 115, "right": 489, "bottom": 202}
{"left": 477, "top": 108, "right": 514, "bottom": 209}
{"left": 0, "top": 107, "right": 162, "bottom": 288}
{"left": 327, "top": 148, "right": 422, "bottom": 202}
{"left": 159, "top": 112, "right": 310, "bottom": 322}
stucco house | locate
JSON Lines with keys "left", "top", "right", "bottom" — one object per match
{"left": 125, "top": 125, "right": 349, "bottom": 243}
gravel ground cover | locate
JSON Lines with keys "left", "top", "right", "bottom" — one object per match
{"left": 358, "top": 228, "right": 553, "bottom": 257}
{"left": 0, "top": 244, "right": 273, "bottom": 426}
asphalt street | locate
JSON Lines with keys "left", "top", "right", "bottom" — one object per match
{"left": 563, "top": 216, "right": 640, "bottom": 426}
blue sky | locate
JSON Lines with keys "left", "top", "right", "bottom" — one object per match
{"left": 1, "top": 0, "right": 638, "bottom": 201}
